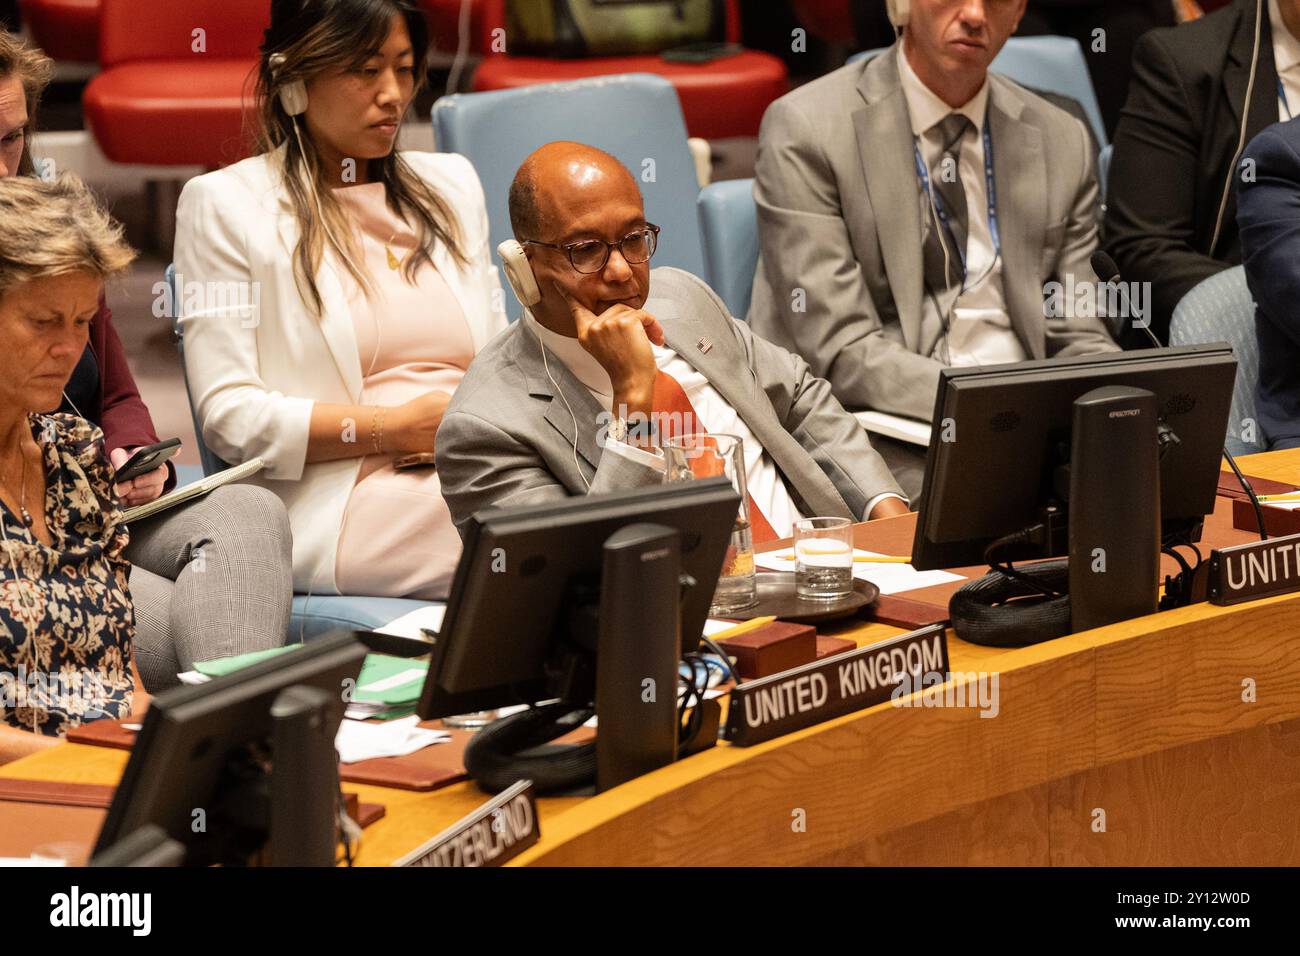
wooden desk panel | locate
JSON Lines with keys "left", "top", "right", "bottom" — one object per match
{"left": 4, "top": 451, "right": 1300, "bottom": 866}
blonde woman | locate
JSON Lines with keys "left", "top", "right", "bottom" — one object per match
{"left": 176, "top": 0, "right": 506, "bottom": 600}
{"left": 0, "top": 174, "right": 141, "bottom": 761}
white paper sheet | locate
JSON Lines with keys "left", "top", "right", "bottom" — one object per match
{"left": 334, "top": 715, "right": 450, "bottom": 764}
{"left": 373, "top": 604, "right": 447, "bottom": 639}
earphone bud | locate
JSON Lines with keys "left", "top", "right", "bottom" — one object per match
{"left": 885, "top": 0, "right": 910, "bottom": 28}
{"left": 269, "top": 52, "right": 308, "bottom": 117}
{"left": 498, "top": 239, "right": 543, "bottom": 308}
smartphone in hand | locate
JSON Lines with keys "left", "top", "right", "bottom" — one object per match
{"left": 114, "top": 438, "right": 182, "bottom": 483}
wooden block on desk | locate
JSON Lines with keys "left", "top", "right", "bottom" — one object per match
{"left": 1218, "top": 471, "right": 1297, "bottom": 501}
{"left": 868, "top": 594, "right": 952, "bottom": 630}
{"left": 1233, "top": 498, "right": 1300, "bottom": 536}
{"left": 342, "top": 791, "right": 386, "bottom": 829}
{"left": 815, "top": 635, "right": 857, "bottom": 660}
{"left": 65, "top": 717, "right": 137, "bottom": 751}
{"left": 717, "top": 621, "right": 817, "bottom": 678}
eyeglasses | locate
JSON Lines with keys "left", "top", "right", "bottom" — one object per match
{"left": 523, "top": 223, "right": 660, "bottom": 275}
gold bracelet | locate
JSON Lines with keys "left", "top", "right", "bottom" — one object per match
{"left": 376, "top": 407, "right": 386, "bottom": 455}
{"left": 369, "top": 406, "right": 381, "bottom": 455}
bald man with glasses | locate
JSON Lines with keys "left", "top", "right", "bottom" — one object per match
{"left": 434, "top": 142, "right": 908, "bottom": 539}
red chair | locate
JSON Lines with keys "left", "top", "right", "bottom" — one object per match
{"left": 18, "top": 0, "right": 100, "bottom": 63}
{"left": 419, "top": 0, "right": 485, "bottom": 53}
{"left": 82, "top": 0, "right": 269, "bottom": 168}
{"left": 471, "top": 0, "right": 787, "bottom": 139}
{"left": 791, "top": 0, "right": 856, "bottom": 46}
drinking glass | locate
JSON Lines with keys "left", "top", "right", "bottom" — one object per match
{"left": 441, "top": 710, "right": 499, "bottom": 730}
{"left": 662, "top": 433, "right": 758, "bottom": 615}
{"left": 794, "top": 516, "right": 854, "bottom": 600}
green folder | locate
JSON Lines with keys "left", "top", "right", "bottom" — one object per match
{"left": 193, "top": 647, "right": 428, "bottom": 718}
{"left": 349, "top": 654, "right": 429, "bottom": 706}
{"left": 193, "top": 644, "right": 300, "bottom": 677}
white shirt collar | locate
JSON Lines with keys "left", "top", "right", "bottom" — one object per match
{"left": 1271, "top": 0, "right": 1300, "bottom": 76}
{"left": 524, "top": 310, "right": 614, "bottom": 397}
{"left": 897, "top": 43, "right": 989, "bottom": 138}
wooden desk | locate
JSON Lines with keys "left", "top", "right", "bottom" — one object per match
{"left": 6, "top": 449, "right": 1300, "bottom": 866}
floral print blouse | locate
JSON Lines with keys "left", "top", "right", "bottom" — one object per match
{"left": 0, "top": 413, "right": 134, "bottom": 736}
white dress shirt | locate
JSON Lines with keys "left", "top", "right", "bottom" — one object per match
{"left": 898, "top": 49, "right": 1028, "bottom": 367}
{"left": 1271, "top": 0, "right": 1300, "bottom": 121}
{"left": 524, "top": 313, "right": 902, "bottom": 534}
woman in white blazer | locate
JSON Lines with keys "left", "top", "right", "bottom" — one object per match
{"left": 175, "top": 0, "right": 507, "bottom": 598}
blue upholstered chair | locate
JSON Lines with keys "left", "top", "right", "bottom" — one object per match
{"left": 166, "top": 266, "right": 442, "bottom": 641}
{"left": 849, "top": 36, "right": 1107, "bottom": 148}
{"left": 431, "top": 73, "right": 705, "bottom": 318}
{"left": 167, "top": 266, "right": 230, "bottom": 478}
{"left": 1168, "top": 266, "right": 1264, "bottom": 456}
{"left": 172, "top": 463, "right": 204, "bottom": 487}
{"left": 697, "top": 178, "right": 758, "bottom": 321}
{"left": 1098, "top": 143, "right": 1113, "bottom": 206}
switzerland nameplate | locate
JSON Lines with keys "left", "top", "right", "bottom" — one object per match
{"left": 393, "top": 779, "right": 539, "bottom": 867}
{"left": 725, "top": 624, "right": 950, "bottom": 746}
{"left": 1207, "top": 531, "right": 1300, "bottom": 605}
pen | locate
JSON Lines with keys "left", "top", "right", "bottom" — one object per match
{"left": 708, "top": 616, "right": 777, "bottom": 641}
{"left": 775, "top": 554, "right": 913, "bottom": 564}
{"left": 1256, "top": 492, "right": 1300, "bottom": 503}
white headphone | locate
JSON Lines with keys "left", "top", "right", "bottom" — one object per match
{"left": 886, "top": 0, "right": 910, "bottom": 28}
{"left": 497, "top": 239, "right": 543, "bottom": 307}
{"left": 269, "top": 53, "right": 308, "bottom": 117}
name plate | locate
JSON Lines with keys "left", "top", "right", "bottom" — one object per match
{"left": 725, "top": 624, "right": 949, "bottom": 747}
{"left": 1207, "top": 531, "right": 1300, "bottom": 605}
{"left": 393, "top": 779, "right": 539, "bottom": 867}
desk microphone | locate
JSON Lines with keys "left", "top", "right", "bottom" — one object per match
{"left": 1090, "top": 250, "right": 1162, "bottom": 349}
{"left": 1089, "top": 249, "right": 1268, "bottom": 542}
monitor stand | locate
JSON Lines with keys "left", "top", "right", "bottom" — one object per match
{"left": 206, "top": 684, "right": 342, "bottom": 866}
{"left": 594, "top": 523, "right": 683, "bottom": 793}
{"left": 1067, "top": 385, "right": 1161, "bottom": 631}
{"left": 267, "top": 685, "right": 342, "bottom": 866}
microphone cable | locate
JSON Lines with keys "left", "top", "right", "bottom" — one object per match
{"left": 1091, "top": 250, "right": 1269, "bottom": 541}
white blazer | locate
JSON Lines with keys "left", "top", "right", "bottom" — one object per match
{"left": 174, "top": 148, "right": 508, "bottom": 593}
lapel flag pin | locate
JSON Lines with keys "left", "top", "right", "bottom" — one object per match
{"left": 697, "top": 337, "right": 713, "bottom": 354}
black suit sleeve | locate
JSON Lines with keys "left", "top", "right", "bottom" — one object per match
{"left": 1239, "top": 126, "right": 1300, "bottom": 347}
{"left": 1104, "top": 29, "right": 1230, "bottom": 342}
{"left": 1238, "top": 122, "right": 1300, "bottom": 448}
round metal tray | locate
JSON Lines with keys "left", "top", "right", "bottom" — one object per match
{"left": 717, "top": 572, "right": 880, "bottom": 624}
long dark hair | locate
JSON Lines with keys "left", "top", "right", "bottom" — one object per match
{"left": 253, "top": 0, "right": 467, "bottom": 316}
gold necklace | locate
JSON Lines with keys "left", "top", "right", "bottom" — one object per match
{"left": 384, "top": 231, "right": 407, "bottom": 271}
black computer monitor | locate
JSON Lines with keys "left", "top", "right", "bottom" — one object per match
{"left": 95, "top": 631, "right": 367, "bottom": 866}
{"left": 418, "top": 477, "right": 740, "bottom": 721}
{"left": 912, "top": 344, "right": 1237, "bottom": 570}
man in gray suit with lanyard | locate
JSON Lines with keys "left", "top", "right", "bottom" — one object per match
{"left": 435, "top": 142, "right": 909, "bottom": 540}
{"left": 748, "top": 0, "right": 1117, "bottom": 497}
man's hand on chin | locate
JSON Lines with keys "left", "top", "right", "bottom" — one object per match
{"left": 868, "top": 497, "right": 911, "bottom": 520}
{"left": 555, "top": 281, "right": 663, "bottom": 423}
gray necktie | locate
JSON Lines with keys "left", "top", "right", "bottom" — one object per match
{"left": 921, "top": 113, "right": 974, "bottom": 305}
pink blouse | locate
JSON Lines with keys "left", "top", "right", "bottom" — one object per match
{"left": 332, "top": 182, "right": 473, "bottom": 599}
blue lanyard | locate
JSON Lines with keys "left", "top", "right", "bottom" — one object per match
{"left": 1280, "top": 77, "right": 1293, "bottom": 120}
{"left": 912, "top": 117, "right": 1000, "bottom": 286}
